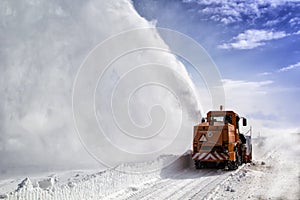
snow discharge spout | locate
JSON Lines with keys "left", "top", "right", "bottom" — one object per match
{"left": 0, "top": 0, "right": 224, "bottom": 174}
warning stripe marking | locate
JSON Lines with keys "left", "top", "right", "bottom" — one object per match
{"left": 193, "top": 152, "right": 229, "bottom": 161}
{"left": 204, "top": 153, "right": 217, "bottom": 160}
{"left": 192, "top": 153, "right": 200, "bottom": 160}
{"left": 214, "top": 152, "right": 223, "bottom": 160}
{"left": 221, "top": 153, "right": 229, "bottom": 159}
{"left": 198, "top": 153, "right": 208, "bottom": 160}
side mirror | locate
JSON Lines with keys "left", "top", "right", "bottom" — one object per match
{"left": 243, "top": 118, "right": 247, "bottom": 126}
{"left": 201, "top": 118, "right": 205, "bottom": 123}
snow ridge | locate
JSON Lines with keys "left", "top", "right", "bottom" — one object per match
{"left": 0, "top": 154, "right": 190, "bottom": 200}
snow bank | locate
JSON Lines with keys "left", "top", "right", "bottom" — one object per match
{"left": 0, "top": 154, "right": 191, "bottom": 200}
{"left": 211, "top": 132, "right": 300, "bottom": 200}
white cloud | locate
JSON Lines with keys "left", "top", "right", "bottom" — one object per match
{"left": 289, "top": 17, "right": 300, "bottom": 27}
{"left": 218, "top": 29, "right": 288, "bottom": 50}
{"left": 222, "top": 79, "right": 273, "bottom": 89}
{"left": 218, "top": 79, "right": 299, "bottom": 135}
{"left": 184, "top": 0, "right": 300, "bottom": 24}
{"left": 190, "top": 0, "right": 300, "bottom": 6}
{"left": 258, "top": 61, "right": 300, "bottom": 75}
{"left": 265, "top": 19, "right": 282, "bottom": 27}
{"left": 257, "top": 72, "right": 272, "bottom": 76}
{"left": 278, "top": 62, "right": 300, "bottom": 72}
{"left": 199, "top": 79, "right": 273, "bottom": 114}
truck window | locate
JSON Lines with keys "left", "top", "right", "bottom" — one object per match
{"left": 224, "top": 115, "right": 232, "bottom": 124}
{"left": 210, "top": 116, "right": 224, "bottom": 123}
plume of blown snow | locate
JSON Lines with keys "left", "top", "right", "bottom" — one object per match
{"left": 0, "top": 0, "right": 201, "bottom": 176}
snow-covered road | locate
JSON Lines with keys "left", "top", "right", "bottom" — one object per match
{"left": 1, "top": 133, "right": 299, "bottom": 200}
{"left": 105, "top": 168, "right": 232, "bottom": 200}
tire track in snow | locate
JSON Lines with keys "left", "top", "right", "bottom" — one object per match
{"left": 110, "top": 169, "right": 197, "bottom": 200}
{"left": 187, "top": 172, "right": 230, "bottom": 200}
{"left": 163, "top": 170, "right": 230, "bottom": 200}
{"left": 138, "top": 170, "right": 216, "bottom": 200}
{"left": 107, "top": 169, "right": 224, "bottom": 200}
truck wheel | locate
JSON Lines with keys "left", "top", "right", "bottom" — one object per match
{"left": 195, "top": 160, "right": 200, "bottom": 169}
{"left": 226, "top": 150, "right": 239, "bottom": 170}
{"left": 236, "top": 149, "right": 242, "bottom": 166}
{"left": 195, "top": 161, "right": 205, "bottom": 169}
{"left": 227, "top": 160, "right": 238, "bottom": 170}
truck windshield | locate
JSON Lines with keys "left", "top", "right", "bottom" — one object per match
{"left": 210, "top": 116, "right": 224, "bottom": 123}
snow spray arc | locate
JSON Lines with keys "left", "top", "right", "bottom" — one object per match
{"left": 72, "top": 27, "right": 225, "bottom": 172}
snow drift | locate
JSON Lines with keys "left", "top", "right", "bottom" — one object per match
{"left": 0, "top": 154, "right": 192, "bottom": 200}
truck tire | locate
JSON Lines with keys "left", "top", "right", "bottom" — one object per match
{"left": 226, "top": 149, "right": 240, "bottom": 170}
{"left": 236, "top": 148, "right": 242, "bottom": 166}
{"left": 195, "top": 160, "right": 205, "bottom": 169}
{"left": 227, "top": 160, "right": 238, "bottom": 170}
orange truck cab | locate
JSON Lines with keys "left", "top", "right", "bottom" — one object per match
{"left": 192, "top": 108, "right": 252, "bottom": 170}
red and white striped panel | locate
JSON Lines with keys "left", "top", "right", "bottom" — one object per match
{"left": 192, "top": 152, "right": 229, "bottom": 161}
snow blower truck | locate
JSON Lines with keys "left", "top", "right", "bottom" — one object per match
{"left": 192, "top": 106, "right": 252, "bottom": 170}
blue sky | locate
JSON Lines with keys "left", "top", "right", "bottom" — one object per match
{"left": 133, "top": 0, "right": 300, "bottom": 134}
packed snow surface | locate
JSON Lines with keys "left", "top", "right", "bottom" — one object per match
{"left": 1, "top": 133, "right": 299, "bottom": 200}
